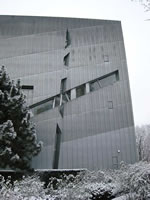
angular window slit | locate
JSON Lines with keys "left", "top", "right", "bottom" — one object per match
{"left": 34, "top": 99, "right": 53, "bottom": 115}
{"left": 30, "top": 70, "right": 119, "bottom": 115}
{"left": 89, "top": 70, "right": 119, "bottom": 92}
{"left": 60, "top": 78, "right": 67, "bottom": 93}
{"left": 65, "top": 29, "right": 71, "bottom": 48}
{"left": 64, "top": 53, "right": 70, "bottom": 66}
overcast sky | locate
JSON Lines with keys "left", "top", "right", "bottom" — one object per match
{"left": 0, "top": 0, "right": 149, "bottom": 126}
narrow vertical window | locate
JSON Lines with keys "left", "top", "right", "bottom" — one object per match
{"left": 60, "top": 78, "right": 67, "bottom": 94}
{"left": 53, "top": 124, "right": 62, "bottom": 169}
{"left": 59, "top": 78, "right": 67, "bottom": 117}
{"left": 65, "top": 29, "right": 71, "bottom": 48}
{"left": 64, "top": 53, "right": 70, "bottom": 66}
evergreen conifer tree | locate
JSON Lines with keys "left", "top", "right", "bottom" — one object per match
{"left": 0, "top": 66, "right": 42, "bottom": 170}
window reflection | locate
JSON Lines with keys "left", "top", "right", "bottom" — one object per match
{"left": 90, "top": 70, "right": 119, "bottom": 92}
{"left": 76, "top": 84, "right": 85, "bottom": 98}
{"left": 35, "top": 99, "right": 53, "bottom": 114}
{"left": 100, "top": 74, "right": 116, "bottom": 87}
{"left": 90, "top": 81, "right": 100, "bottom": 92}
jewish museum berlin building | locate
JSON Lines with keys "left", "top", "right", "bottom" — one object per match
{"left": 0, "top": 15, "right": 137, "bottom": 170}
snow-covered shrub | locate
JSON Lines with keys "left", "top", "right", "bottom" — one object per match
{"left": 0, "top": 174, "right": 47, "bottom": 200}
{"left": 0, "top": 162, "right": 150, "bottom": 199}
{"left": 47, "top": 170, "right": 119, "bottom": 200}
{"left": 46, "top": 162, "right": 150, "bottom": 200}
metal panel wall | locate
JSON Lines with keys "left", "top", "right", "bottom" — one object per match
{"left": 0, "top": 16, "right": 137, "bottom": 170}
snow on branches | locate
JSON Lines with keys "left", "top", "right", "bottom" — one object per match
{"left": 0, "top": 66, "right": 42, "bottom": 170}
{"left": 0, "top": 162, "right": 150, "bottom": 200}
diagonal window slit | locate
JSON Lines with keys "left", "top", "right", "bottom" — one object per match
{"left": 64, "top": 53, "right": 70, "bottom": 66}
{"left": 65, "top": 29, "right": 71, "bottom": 48}
{"left": 30, "top": 70, "right": 119, "bottom": 115}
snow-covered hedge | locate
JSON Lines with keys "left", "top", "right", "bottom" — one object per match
{"left": 0, "top": 175, "right": 47, "bottom": 200}
{"left": 0, "top": 162, "right": 150, "bottom": 200}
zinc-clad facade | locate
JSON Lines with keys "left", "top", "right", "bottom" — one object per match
{"left": 0, "top": 15, "right": 137, "bottom": 170}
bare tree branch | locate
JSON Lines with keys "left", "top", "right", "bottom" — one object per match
{"left": 131, "top": 0, "right": 150, "bottom": 11}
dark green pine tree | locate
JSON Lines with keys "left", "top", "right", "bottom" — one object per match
{"left": 0, "top": 66, "right": 42, "bottom": 170}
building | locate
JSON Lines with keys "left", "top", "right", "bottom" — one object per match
{"left": 0, "top": 15, "right": 137, "bottom": 170}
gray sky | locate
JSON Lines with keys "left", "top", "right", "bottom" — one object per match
{"left": 0, "top": 0, "right": 149, "bottom": 126}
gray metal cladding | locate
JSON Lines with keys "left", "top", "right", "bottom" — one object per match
{"left": 0, "top": 15, "right": 137, "bottom": 170}
{"left": 0, "top": 16, "right": 120, "bottom": 39}
{"left": 58, "top": 126, "right": 137, "bottom": 170}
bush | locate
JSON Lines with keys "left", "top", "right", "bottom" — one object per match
{"left": 0, "top": 162, "right": 150, "bottom": 199}
{"left": 0, "top": 174, "right": 47, "bottom": 200}
{"left": 47, "top": 162, "right": 150, "bottom": 200}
